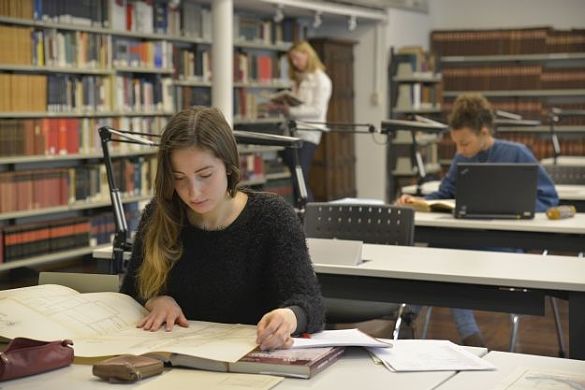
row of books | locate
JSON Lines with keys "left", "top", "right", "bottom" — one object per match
{"left": 0, "top": 160, "right": 155, "bottom": 213}
{"left": 393, "top": 46, "right": 437, "bottom": 74}
{"left": 437, "top": 133, "right": 585, "bottom": 161}
{"left": 114, "top": 75, "right": 174, "bottom": 113}
{"left": 234, "top": 51, "right": 289, "bottom": 85}
{"left": 442, "top": 66, "right": 585, "bottom": 91}
{"left": 432, "top": 27, "right": 585, "bottom": 56}
{"left": 47, "top": 74, "right": 111, "bottom": 113}
{"left": 33, "top": 28, "right": 110, "bottom": 68}
{"left": 497, "top": 132, "right": 585, "bottom": 159}
{"left": 174, "top": 45, "right": 211, "bottom": 81}
{"left": 0, "top": 25, "right": 34, "bottom": 65}
{"left": 441, "top": 100, "right": 585, "bottom": 125}
{"left": 234, "top": 89, "right": 268, "bottom": 121}
{"left": 235, "top": 14, "right": 306, "bottom": 45}
{"left": 0, "top": 73, "right": 46, "bottom": 112}
{"left": 175, "top": 86, "right": 211, "bottom": 110}
{"left": 239, "top": 153, "right": 265, "bottom": 183}
{"left": 113, "top": 38, "right": 173, "bottom": 69}
{"left": 0, "top": 116, "right": 167, "bottom": 158}
{"left": 0, "top": 217, "right": 90, "bottom": 263}
{"left": 395, "top": 84, "right": 442, "bottom": 110}
{"left": 1, "top": 74, "right": 174, "bottom": 115}
{"left": 91, "top": 203, "right": 142, "bottom": 245}
{"left": 0, "top": 0, "right": 108, "bottom": 27}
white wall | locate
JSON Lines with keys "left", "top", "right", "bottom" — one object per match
{"left": 430, "top": 0, "right": 585, "bottom": 30}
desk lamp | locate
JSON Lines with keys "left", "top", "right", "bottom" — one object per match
{"left": 494, "top": 109, "right": 541, "bottom": 132}
{"left": 549, "top": 108, "right": 585, "bottom": 165}
{"left": 381, "top": 116, "right": 447, "bottom": 196}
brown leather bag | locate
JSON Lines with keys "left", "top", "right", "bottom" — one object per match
{"left": 92, "top": 354, "right": 164, "bottom": 383}
{"left": 0, "top": 338, "right": 74, "bottom": 381}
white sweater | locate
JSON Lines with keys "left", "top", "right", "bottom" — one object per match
{"left": 288, "top": 69, "right": 332, "bottom": 146}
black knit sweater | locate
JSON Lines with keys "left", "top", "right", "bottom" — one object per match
{"left": 120, "top": 191, "right": 325, "bottom": 333}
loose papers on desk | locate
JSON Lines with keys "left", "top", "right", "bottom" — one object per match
{"left": 292, "top": 329, "right": 391, "bottom": 349}
{"left": 368, "top": 340, "right": 494, "bottom": 372}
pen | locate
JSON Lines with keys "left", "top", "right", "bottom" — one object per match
{"left": 301, "top": 332, "right": 311, "bottom": 339}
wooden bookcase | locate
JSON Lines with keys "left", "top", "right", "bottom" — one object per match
{"left": 432, "top": 28, "right": 585, "bottom": 166}
{"left": 0, "top": 0, "right": 300, "bottom": 271}
{"left": 309, "top": 38, "right": 357, "bottom": 201}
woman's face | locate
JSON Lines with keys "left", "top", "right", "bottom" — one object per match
{"left": 450, "top": 127, "right": 490, "bottom": 158}
{"left": 289, "top": 49, "right": 309, "bottom": 72}
{"left": 171, "top": 146, "right": 229, "bottom": 216}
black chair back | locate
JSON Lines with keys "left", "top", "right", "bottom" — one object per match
{"left": 304, "top": 203, "right": 415, "bottom": 246}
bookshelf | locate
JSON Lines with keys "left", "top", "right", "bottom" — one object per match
{"left": 0, "top": 0, "right": 303, "bottom": 270}
{"left": 432, "top": 27, "right": 585, "bottom": 168}
{"left": 387, "top": 46, "right": 444, "bottom": 200}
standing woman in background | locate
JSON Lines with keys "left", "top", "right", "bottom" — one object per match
{"left": 272, "top": 41, "right": 332, "bottom": 202}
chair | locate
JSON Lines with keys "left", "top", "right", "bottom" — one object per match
{"left": 543, "top": 164, "right": 585, "bottom": 185}
{"left": 303, "top": 202, "right": 415, "bottom": 339}
{"left": 38, "top": 272, "right": 120, "bottom": 293}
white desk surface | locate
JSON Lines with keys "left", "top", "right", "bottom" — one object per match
{"left": 414, "top": 211, "right": 585, "bottom": 235}
{"left": 436, "top": 350, "right": 585, "bottom": 390}
{"left": 95, "top": 242, "right": 585, "bottom": 292}
{"left": 312, "top": 243, "right": 585, "bottom": 293}
{"left": 556, "top": 184, "right": 585, "bottom": 200}
{"left": 541, "top": 156, "right": 585, "bottom": 166}
{"left": 0, "top": 345, "right": 486, "bottom": 390}
{"left": 400, "top": 181, "right": 585, "bottom": 200}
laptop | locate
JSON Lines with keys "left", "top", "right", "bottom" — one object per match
{"left": 454, "top": 163, "right": 538, "bottom": 219}
{"left": 306, "top": 238, "right": 363, "bottom": 266}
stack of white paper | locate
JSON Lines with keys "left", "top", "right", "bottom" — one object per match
{"left": 368, "top": 340, "right": 495, "bottom": 372}
{"left": 292, "top": 329, "right": 392, "bottom": 349}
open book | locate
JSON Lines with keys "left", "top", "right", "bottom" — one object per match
{"left": 0, "top": 284, "right": 257, "bottom": 363}
{"left": 405, "top": 198, "right": 455, "bottom": 213}
{"left": 268, "top": 90, "right": 303, "bottom": 107}
{"left": 0, "top": 285, "right": 368, "bottom": 379}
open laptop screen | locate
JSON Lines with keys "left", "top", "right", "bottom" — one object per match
{"left": 455, "top": 163, "right": 538, "bottom": 219}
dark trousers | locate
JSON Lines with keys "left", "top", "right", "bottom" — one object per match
{"left": 280, "top": 141, "right": 318, "bottom": 203}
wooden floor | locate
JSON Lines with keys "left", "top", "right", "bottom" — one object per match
{"left": 0, "top": 260, "right": 570, "bottom": 359}
{"left": 414, "top": 300, "right": 569, "bottom": 358}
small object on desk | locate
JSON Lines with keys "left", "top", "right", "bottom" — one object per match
{"left": 0, "top": 337, "right": 74, "bottom": 381}
{"left": 92, "top": 354, "right": 164, "bottom": 383}
{"left": 546, "top": 205, "right": 576, "bottom": 220}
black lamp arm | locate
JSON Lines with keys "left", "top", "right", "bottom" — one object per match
{"left": 98, "top": 126, "right": 157, "bottom": 273}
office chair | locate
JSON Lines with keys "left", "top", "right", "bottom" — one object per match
{"left": 303, "top": 203, "right": 415, "bottom": 339}
{"left": 543, "top": 164, "right": 585, "bottom": 185}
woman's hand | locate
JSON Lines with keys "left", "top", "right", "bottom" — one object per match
{"left": 138, "top": 295, "right": 189, "bottom": 332}
{"left": 256, "top": 308, "right": 297, "bottom": 351}
{"left": 396, "top": 194, "right": 419, "bottom": 205}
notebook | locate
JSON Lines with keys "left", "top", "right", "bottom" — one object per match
{"left": 454, "top": 163, "right": 538, "bottom": 219}
{"left": 306, "top": 238, "right": 363, "bottom": 266}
